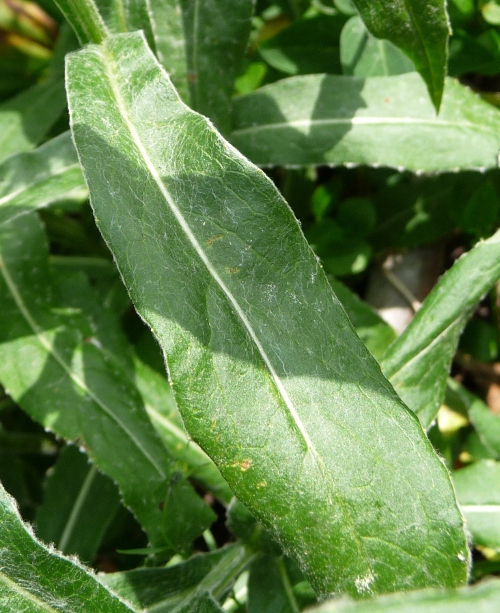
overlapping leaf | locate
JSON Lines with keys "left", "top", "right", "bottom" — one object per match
{"left": 231, "top": 73, "right": 500, "bottom": 172}
{"left": 0, "top": 132, "right": 86, "bottom": 227}
{"left": 381, "top": 229, "right": 500, "bottom": 428}
{"left": 0, "top": 481, "right": 138, "bottom": 612}
{"left": 351, "top": 0, "right": 449, "bottom": 109}
{"left": 0, "top": 212, "right": 213, "bottom": 549}
{"left": 67, "top": 31, "right": 469, "bottom": 597}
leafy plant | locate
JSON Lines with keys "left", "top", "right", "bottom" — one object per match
{"left": 1, "top": 0, "right": 500, "bottom": 611}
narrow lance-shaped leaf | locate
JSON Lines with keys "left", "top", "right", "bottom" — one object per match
{"left": 0, "top": 480, "right": 138, "bottom": 613}
{"left": 381, "top": 229, "right": 500, "bottom": 429}
{"left": 230, "top": 73, "right": 500, "bottom": 173}
{"left": 0, "top": 132, "right": 86, "bottom": 227}
{"left": 67, "top": 31, "right": 469, "bottom": 597}
{"left": 350, "top": 0, "right": 450, "bottom": 110}
{"left": 0, "top": 213, "right": 214, "bottom": 549}
{"left": 149, "top": 0, "right": 254, "bottom": 131}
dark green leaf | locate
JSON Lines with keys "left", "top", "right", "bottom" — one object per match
{"left": 0, "top": 480, "right": 138, "bottom": 612}
{"left": 350, "top": 0, "right": 449, "bottom": 109}
{"left": 35, "top": 444, "right": 121, "bottom": 563}
{"left": 0, "top": 213, "right": 214, "bottom": 549}
{"left": 101, "top": 544, "right": 253, "bottom": 612}
{"left": 0, "top": 132, "right": 86, "bottom": 227}
{"left": 453, "top": 460, "right": 500, "bottom": 549}
{"left": 308, "top": 578, "right": 500, "bottom": 612}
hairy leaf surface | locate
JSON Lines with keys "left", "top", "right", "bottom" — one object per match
{"left": 231, "top": 73, "right": 500, "bottom": 173}
{"left": 0, "top": 481, "right": 138, "bottom": 612}
{"left": 67, "top": 31, "right": 469, "bottom": 597}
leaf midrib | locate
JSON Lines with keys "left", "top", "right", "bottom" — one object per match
{"left": 100, "top": 43, "right": 316, "bottom": 458}
{"left": 231, "top": 116, "right": 498, "bottom": 138}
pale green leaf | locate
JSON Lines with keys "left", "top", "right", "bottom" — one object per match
{"left": 307, "top": 579, "right": 500, "bottom": 612}
{"left": 0, "top": 480, "right": 138, "bottom": 612}
{"left": 381, "top": 230, "right": 500, "bottom": 429}
{"left": 340, "top": 16, "right": 415, "bottom": 77}
{"left": 453, "top": 460, "right": 500, "bottom": 549}
{"left": 35, "top": 445, "right": 121, "bottom": 563}
{"left": 350, "top": 0, "right": 449, "bottom": 109}
{"left": 230, "top": 73, "right": 500, "bottom": 173}
{"left": 101, "top": 544, "right": 253, "bottom": 612}
{"left": 0, "top": 132, "right": 86, "bottom": 227}
{"left": 68, "top": 31, "right": 469, "bottom": 597}
{"left": 0, "top": 213, "right": 213, "bottom": 549}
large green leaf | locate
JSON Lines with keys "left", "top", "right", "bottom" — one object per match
{"left": 0, "top": 480, "right": 138, "bottom": 612}
{"left": 308, "top": 579, "right": 500, "bottom": 612}
{"left": 0, "top": 213, "right": 213, "bottom": 549}
{"left": 381, "top": 229, "right": 500, "bottom": 429}
{"left": 67, "top": 31, "right": 469, "bottom": 597}
{"left": 230, "top": 73, "right": 500, "bottom": 173}
{"left": 0, "top": 132, "right": 86, "bottom": 227}
{"left": 350, "top": 0, "right": 449, "bottom": 109}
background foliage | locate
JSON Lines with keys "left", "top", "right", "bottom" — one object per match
{"left": 2, "top": 0, "right": 500, "bottom": 611}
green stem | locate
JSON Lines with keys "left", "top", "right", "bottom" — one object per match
{"left": 53, "top": 0, "right": 109, "bottom": 44}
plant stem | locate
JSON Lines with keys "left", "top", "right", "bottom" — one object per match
{"left": 53, "top": 0, "right": 109, "bottom": 44}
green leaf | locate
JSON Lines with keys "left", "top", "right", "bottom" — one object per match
{"left": 230, "top": 73, "right": 500, "bottom": 173}
{"left": 381, "top": 229, "right": 500, "bottom": 429}
{"left": 0, "top": 79, "right": 66, "bottom": 164}
{"left": 0, "top": 213, "right": 214, "bottom": 549}
{"left": 181, "top": 0, "right": 254, "bottom": 132}
{"left": 101, "top": 544, "right": 253, "bottom": 612}
{"left": 340, "top": 16, "right": 415, "bottom": 77}
{"left": 0, "top": 132, "right": 86, "bottom": 227}
{"left": 308, "top": 578, "right": 500, "bottom": 612}
{"left": 67, "top": 31, "right": 469, "bottom": 597}
{"left": 350, "top": 0, "right": 449, "bottom": 109}
{"left": 453, "top": 460, "right": 500, "bottom": 549}
{"left": 0, "top": 480, "right": 138, "bottom": 612}
{"left": 35, "top": 444, "right": 121, "bottom": 563}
